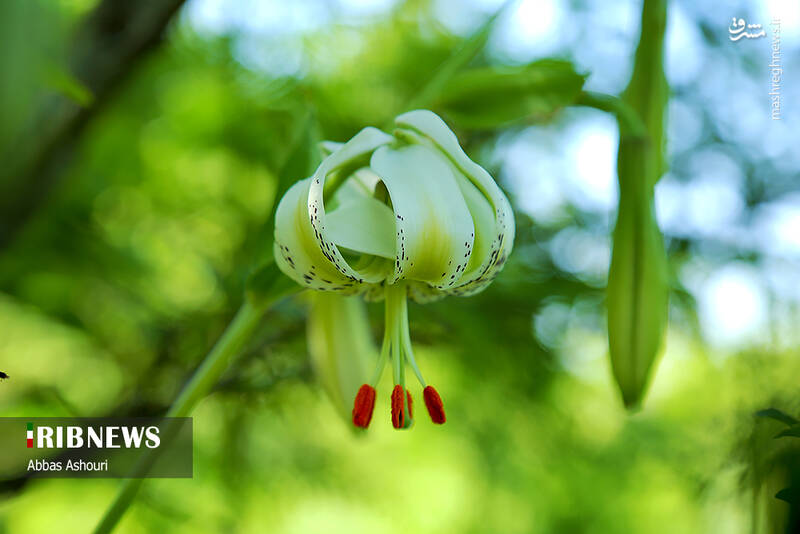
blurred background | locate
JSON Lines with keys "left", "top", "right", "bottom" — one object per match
{"left": 0, "top": 0, "right": 799, "bottom": 532}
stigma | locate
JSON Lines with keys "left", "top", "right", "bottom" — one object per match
{"left": 351, "top": 282, "right": 447, "bottom": 430}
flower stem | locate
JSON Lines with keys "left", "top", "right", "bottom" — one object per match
{"left": 576, "top": 91, "right": 646, "bottom": 139}
{"left": 168, "top": 300, "right": 263, "bottom": 418}
{"left": 385, "top": 284, "right": 403, "bottom": 386}
{"left": 92, "top": 287, "right": 297, "bottom": 534}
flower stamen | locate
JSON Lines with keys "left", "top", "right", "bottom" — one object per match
{"left": 391, "top": 384, "right": 405, "bottom": 428}
{"left": 401, "top": 302, "right": 427, "bottom": 388}
{"left": 352, "top": 282, "right": 442, "bottom": 429}
{"left": 352, "top": 384, "right": 376, "bottom": 428}
{"left": 423, "top": 386, "right": 446, "bottom": 424}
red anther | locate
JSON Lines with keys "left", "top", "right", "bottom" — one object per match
{"left": 391, "top": 385, "right": 405, "bottom": 429}
{"left": 352, "top": 384, "right": 376, "bottom": 428}
{"left": 406, "top": 388, "right": 413, "bottom": 419}
{"left": 423, "top": 386, "right": 446, "bottom": 424}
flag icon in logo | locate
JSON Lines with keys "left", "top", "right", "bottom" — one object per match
{"left": 26, "top": 422, "right": 33, "bottom": 448}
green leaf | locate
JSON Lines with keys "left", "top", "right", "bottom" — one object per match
{"left": 755, "top": 408, "right": 799, "bottom": 426}
{"left": 404, "top": 0, "right": 514, "bottom": 112}
{"left": 775, "top": 425, "right": 800, "bottom": 439}
{"left": 435, "top": 60, "right": 587, "bottom": 129}
{"left": 775, "top": 487, "right": 800, "bottom": 503}
{"left": 41, "top": 63, "right": 94, "bottom": 107}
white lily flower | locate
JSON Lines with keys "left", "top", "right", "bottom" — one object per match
{"left": 274, "top": 110, "right": 514, "bottom": 429}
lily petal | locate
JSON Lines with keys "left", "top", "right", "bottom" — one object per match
{"left": 329, "top": 168, "right": 382, "bottom": 207}
{"left": 394, "top": 110, "right": 515, "bottom": 295}
{"left": 274, "top": 178, "right": 360, "bottom": 292}
{"left": 319, "top": 140, "right": 344, "bottom": 157}
{"left": 326, "top": 196, "right": 396, "bottom": 260}
{"left": 370, "top": 144, "right": 475, "bottom": 287}
{"left": 304, "top": 127, "right": 395, "bottom": 284}
{"left": 275, "top": 127, "right": 395, "bottom": 292}
{"left": 453, "top": 171, "right": 497, "bottom": 283}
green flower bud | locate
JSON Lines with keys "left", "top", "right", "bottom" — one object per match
{"left": 306, "top": 293, "right": 374, "bottom": 424}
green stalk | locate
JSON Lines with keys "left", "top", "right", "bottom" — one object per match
{"left": 165, "top": 301, "right": 269, "bottom": 419}
{"left": 576, "top": 91, "right": 646, "bottom": 140}
{"left": 92, "top": 285, "right": 299, "bottom": 534}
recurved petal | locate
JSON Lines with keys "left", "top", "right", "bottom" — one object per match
{"left": 319, "top": 140, "right": 344, "bottom": 157}
{"left": 274, "top": 178, "right": 361, "bottom": 292}
{"left": 305, "top": 127, "right": 395, "bottom": 284}
{"left": 394, "top": 110, "right": 515, "bottom": 296}
{"left": 369, "top": 144, "right": 475, "bottom": 287}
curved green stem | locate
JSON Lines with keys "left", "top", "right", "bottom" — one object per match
{"left": 92, "top": 285, "right": 298, "bottom": 534}
{"left": 576, "top": 91, "right": 647, "bottom": 139}
{"left": 166, "top": 300, "right": 264, "bottom": 418}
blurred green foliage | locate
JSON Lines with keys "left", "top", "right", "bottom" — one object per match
{"left": 436, "top": 59, "right": 586, "bottom": 129}
{"left": 0, "top": 0, "right": 797, "bottom": 533}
